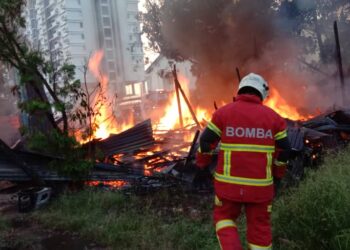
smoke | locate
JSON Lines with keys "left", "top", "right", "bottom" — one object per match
{"left": 295, "top": 0, "right": 316, "bottom": 11}
{"left": 157, "top": 0, "right": 350, "bottom": 116}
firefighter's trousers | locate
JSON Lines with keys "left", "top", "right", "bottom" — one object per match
{"left": 213, "top": 196, "right": 272, "bottom": 250}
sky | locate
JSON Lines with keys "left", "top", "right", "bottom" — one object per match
{"left": 138, "top": 0, "right": 159, "bottom": 69}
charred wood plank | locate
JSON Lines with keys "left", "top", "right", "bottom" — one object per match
{"left": 0, "top": 139, "right": 44, "bottom": 185}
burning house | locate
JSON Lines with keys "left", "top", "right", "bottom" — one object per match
{"left": 1, "top": 0, "right": 350, "bottom": 203}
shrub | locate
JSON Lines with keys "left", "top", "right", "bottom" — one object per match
{"left": 273, "top": 149, "right": 350, "bottom": 250}
{"left": 27, "top": 130, "right": 93, "bottom": 178}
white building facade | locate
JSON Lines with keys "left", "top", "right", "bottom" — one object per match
{"left": 145, "top": 55, "right": 196, "bottom": 92}
{"left": 24, "top": 0, "right": 144, "bottom": 98}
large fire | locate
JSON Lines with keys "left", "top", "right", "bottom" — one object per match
{"left": 264, "top": 87, "right": 313, "bottom": 121}
{"left": 87, "top": 51, "right": 134, "bottom": 140}
{"left": 82, "top": 50, "right": 313, "bottom": 143}
{"left": 155, "top": 74, "right": 210, "bottom": 130}
{"left": 84, "top": 51, "right": 317, "bottom": 188}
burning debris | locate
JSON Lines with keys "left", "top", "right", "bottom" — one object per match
{"left": 1, "top": 54, "right": 349, "bottom": 193}
{"left": 285, "top": 109, "right": 350, "bottom": 184}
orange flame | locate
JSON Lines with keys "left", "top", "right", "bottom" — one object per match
{"left": 155, "top": 74, "right": 211, "bottom": 131}
{"left": 264, "top": 87, "right": 313, "bottom": 120}
{"left": 80, "top": 56, "right": 314, "bottom": 145}
{"left": 87, "top": 180, "right": 128, "bottom": 188}
{"left": 79, "top": 50, "right": 134, "bottom": 142}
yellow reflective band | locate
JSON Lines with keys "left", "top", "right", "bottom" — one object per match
{"left": 214, "top": 195, "right": 222, "bottom": 206}
{"left": 215, "top": 173, "right": 273, "bottom": 186}
{"left": 248, "top": 243, "right": 272, "bottom": 250}
{"left": 207, "top": 121, "right": 222, "bottom": 137}
{"left": 216, "top": 219, "right": 236, "bottom": 232}
{"left": 266, "top": 153, "right": 272, "bottom": 179}
{"left": 223, "top": 150, "right": 231, "bottom": 176}
{"left": 220, "top": 143, "right": 275, "bottom": 153}
{"left": 274, "top": 159, "right": 287, "bottom": 167}
{"left": 216, "top": 235, "right": 223, "bottom": 250}
{"left": 275, "top": 129, "right": 287, "bottom": 140}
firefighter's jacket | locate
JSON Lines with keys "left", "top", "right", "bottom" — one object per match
{"left": 207, "top": 94, "right": 287, "bottom": 202}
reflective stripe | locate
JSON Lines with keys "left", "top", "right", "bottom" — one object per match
{"left": 274, "top": 159, "right": 287, "bottom": 167}
{"left": 266, "top": 153, "right": 272, "bottom": 178}
{"left": 215, "top": 195, "right": 222, "bottom": 206}
{"left": 218, "top": 143, "right": 274, "bottom": 186}
{"left": 248, "top": 243, "right": 272, "bottom": 250}
{"left": 275, "top": 129, "right": 287, "bottom": 140}
{"left": 220, "top": 143, "right": 275, "bottom": 153}
{"left": 223, "top": 150, "right": 231, "bottom": 176}
{"left": 215, "top": 173, "right": 273, "bottom": 186}
{"left": 207, "top": 121, "right": 222, "bottom": 137}
{"left": 216, "top": 219, "right": 236, "bottom": 232}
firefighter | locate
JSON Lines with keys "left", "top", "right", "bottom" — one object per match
{"left": 196, "top": 73, "right": 290, "bottom": 250}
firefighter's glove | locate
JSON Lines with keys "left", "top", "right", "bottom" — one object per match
{"left": 272, "top": 160, "right": 287, "bottom": 179}
{"left": 195, "top": 152, "right": 213, "bottom": 169}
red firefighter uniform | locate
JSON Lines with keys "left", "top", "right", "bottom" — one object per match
{"left": 203, "top": 94, "right": 288, "bottom": 250}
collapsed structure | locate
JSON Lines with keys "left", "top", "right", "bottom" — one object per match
{"left": 1, "top": 109, "right": 350, "bottom": 188}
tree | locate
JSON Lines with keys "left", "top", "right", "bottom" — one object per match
{"left": 279, "top": 0, "right": 350, "bottom": 66}
{"left": 142, "top": 0, "right": 293, "bottom": 105}
{"left": 0, "top": 0, "right": 84, "bottom": 135}
{"left": 0, "top": 0, "right": 100, "bottom": 177}
{"left": 142, "top": 0, "right": 350, "bottom": 110}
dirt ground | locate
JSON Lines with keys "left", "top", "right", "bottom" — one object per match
{"left": 0, "top": 182, "right": 110, "bottom": 250}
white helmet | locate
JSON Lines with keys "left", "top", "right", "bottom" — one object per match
{"left": 238, "top": 73, "right": 269, "bottom": 100}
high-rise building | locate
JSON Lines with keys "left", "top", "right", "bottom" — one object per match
{"left": 24, "top": 0, "right": 145, "bottom": 99}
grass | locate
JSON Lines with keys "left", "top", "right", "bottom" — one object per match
{"left": 272, "top": 148, "right": 350, "bottom": 250}
{"left": 0, "top": 216, "right": 9, "bottom": 246}
{"left": 34, "top": 189, "right": 219, "bottom": 250}
{"left": 0, "top": 216, "right": 9, "bottom": 231}
{"left": 32, "top": 148, "right": 350, "bottom": 250}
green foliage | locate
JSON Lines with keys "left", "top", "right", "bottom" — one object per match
{"left": 18, "top": 99, "right": 51, "bottom": 113}
{"left": 27, "top": 130, "right": 93, "bottom": 178}
{"left": 0, "top": 217, "right": 9, "bottom": 248}
{"left": 35, "top": 190, "right": 218, "bottom": 250}
{"left": 0, "top": 217, "right": 9, "bottom": 232}
{"left": 273, "top": 148, "right": 350, "bottom": 250}
{"left": 0, "top": 0, "right": 93, "bottom": 135}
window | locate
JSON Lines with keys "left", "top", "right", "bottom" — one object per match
{"left": 125, "top": 85, "right": 133, "bottom": 95}
{"left": 104, "top": 28, "right": 111, "bottom": 37}
{"left": 80, "top": 22, "right": 83, "bottom": 28}
{"left": 108, "top": 61, "right": 115, "bottom": 69}
{"left": 81, "top": 34, "right": 85, "bottom": 39}
{"left": 67, "top": 10, "right": 83, "bottom": 20}
{"left": 103, "top": 17, "right": 110, "bottom": 26}
{"left": 105, "top": 39, "right": 113, "bottom": 48}
{"left": 109, "top": 72, "right": 116, "bottom": 81}
{"left": 127, "top": 3, "right": 137, "bottom": 11}
{"left": 101, "top": 0, "right": 108, "bottom": 4}
{"left": 106, "top": 52, "right": 114, "bottom": 59}
{"left": 134, "top": 83, "right": 142, "bottom": 96}
{"left": 101, "top": 6, "right": 109, "bottom": 15}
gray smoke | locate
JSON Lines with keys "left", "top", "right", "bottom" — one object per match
{"left": 156, "top": 0, "right": 350, "bottom": 117}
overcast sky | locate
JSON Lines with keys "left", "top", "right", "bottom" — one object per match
{"left": 138, "top": 0, "right": 159, "bottom": 69}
